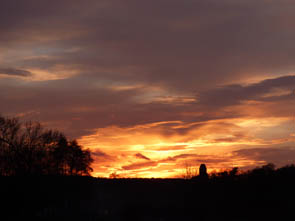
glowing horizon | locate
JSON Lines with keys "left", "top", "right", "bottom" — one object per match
{"left": 78, "top": 116, "right": 295, "bottom": 178}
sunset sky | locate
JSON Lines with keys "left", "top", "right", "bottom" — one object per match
{"left": 1, "top": 0, "right": 295, "bottom": 177}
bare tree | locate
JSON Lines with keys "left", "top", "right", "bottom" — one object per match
{"left": 182, "top": 162, "right": 198, "bottom": 179}
{"left": 0, "top": 115, "right": 93, "bottom": 176}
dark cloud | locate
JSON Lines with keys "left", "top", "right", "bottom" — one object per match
{"left": 0, "top": 74, "right": 294, "bottom": 139}
{"left": 0, "top": 68, "right": 31, "bottom": 77}
{"left": 134, "top": 153, "right": 150, "bottom": 161}
{"left": 163, "top": 154, "right": 197, "bottom": 162}
{"left": 1, "top": 0, "right": 295, "bottom": 91}
{"left": 233, "top": 147, "right": 295, "bottom": 168}
{"left": 213, "top": 133, "right": 248, "bottom": 143}
{"left": 199, "top": 75, "right": 295, "bottom": 108}
{"left": 122, "top": 161, "right": 158, "bottom": 170}
{"left": 92, "top": 149, "right": 110, "bottom": 157}
{"left": 91, "top": 149, "right": 115, "bottom": 162}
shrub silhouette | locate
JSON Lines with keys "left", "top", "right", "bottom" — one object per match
{"left": 0, "top": 115, "right": 93, "bottom": 176}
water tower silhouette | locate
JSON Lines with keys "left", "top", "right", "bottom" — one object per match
{"left": 199, "top": 164, "right": 208, "bottom": 178}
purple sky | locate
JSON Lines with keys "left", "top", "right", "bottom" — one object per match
{"left": 1, "top": 0, "right": 295, "bottom": 177}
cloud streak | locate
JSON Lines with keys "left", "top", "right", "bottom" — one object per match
{"left": 0, "top": 68, "right": 32, "bottom": 77}
{"left": 233, "top": 146, "right": 295, "bottom": 168}
{"left": 135, "top": 153, "right": 151, "bottom": 161}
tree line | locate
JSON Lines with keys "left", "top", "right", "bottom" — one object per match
{"left": 0, "top": 115, "right": 93, "bottom": 176}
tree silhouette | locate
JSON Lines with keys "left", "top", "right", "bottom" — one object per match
{"left": 0, "top": 115, "right": 93, "bottom": 176}
{"left": 67, "top": 140, "right": 93, "bottom": 176}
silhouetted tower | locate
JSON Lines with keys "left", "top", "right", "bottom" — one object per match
{"left": 199, "top": 164, "right": 208, "bottom": 178}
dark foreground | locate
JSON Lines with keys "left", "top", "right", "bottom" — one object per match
{"left": 1, "top": 170, "right": 295, "bottom": 221}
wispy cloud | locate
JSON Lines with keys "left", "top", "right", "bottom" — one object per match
{"left": 0, "top": 68, "right": 32, "bottom": 77}
{"left": 135, "top": 153, "right": 150, "bottom": 161}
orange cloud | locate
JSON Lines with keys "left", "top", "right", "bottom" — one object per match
{"left": 78, "top": 117, "right": 295, "bottom": 178}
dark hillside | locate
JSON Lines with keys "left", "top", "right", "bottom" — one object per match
{"left": 1, "top": 166, "right": 295, "bottom": 221}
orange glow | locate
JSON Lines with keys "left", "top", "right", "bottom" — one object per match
{"left": 78, "top": 117, "right": 295, "bottom": 178}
